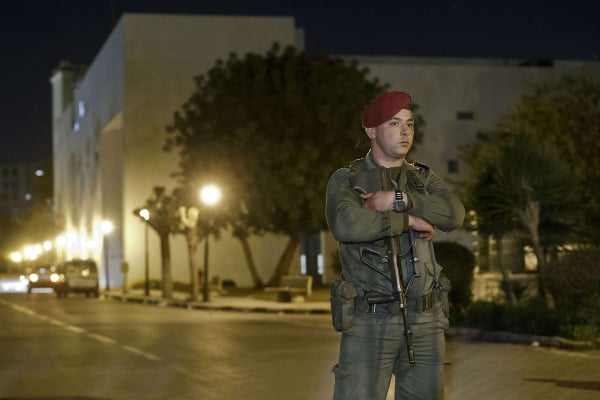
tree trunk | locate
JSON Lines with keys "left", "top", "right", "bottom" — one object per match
{"left": 496, "top": 235, "right": 518, "bottom": 304}
{"left": 234, "top": 232, "right": 264, "bottom": 289}
{"left": 523, "top": 200, "right": 555, "bottom": 309}
{"left": 186, "top": 229, "right": 199, "bottom": 301}
{"left": 160, "top": 233, "right": 173, "bottom": 299}
{"left": 266, "top": 235, "right": 300, "bottom": 287}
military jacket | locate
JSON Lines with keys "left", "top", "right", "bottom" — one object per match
{"left": 325, "top": 151, "right": 465, "bottom": 322}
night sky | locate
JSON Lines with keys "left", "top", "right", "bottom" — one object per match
{"left": 1, "top": 0, "right": 598, "bottom": 164}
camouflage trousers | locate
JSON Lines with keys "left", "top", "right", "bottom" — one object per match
{"left": 332, "top": 311, "right": 448, "bottom": 400}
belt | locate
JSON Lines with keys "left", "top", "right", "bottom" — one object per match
{"left": 355, "top": 291, "right": 440, "bottom": 314}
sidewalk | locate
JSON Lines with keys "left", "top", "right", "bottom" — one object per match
{"left": 104, "top": 288, "right": 332, "bottom": 314}
{"left": 104, "top": 288, "right": 593, "bottom": 350}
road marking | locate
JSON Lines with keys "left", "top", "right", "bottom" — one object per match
{"left": 87, "top": 332, "right": 117, "bottom": 344}
{"left": 64, "top": 324, "right": 86, "bottom": 333}
{"left": 119, "top": 344, "right": 162, "bottom": 361}
{"left": 0, "top": 298, "right": 209, "bottom": 379}
{"left": 169, "top": 365, "right": 193, "bottom": 376}
{"left": 0, "top": 298, "right": 163, "bottom": 363}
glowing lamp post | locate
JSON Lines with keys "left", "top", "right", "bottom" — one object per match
{"left": 139, "top": 208, "right": 151, "bottom": 296}
{"left": 101, "top": 220, "right": 114, "bottom": 291}
{"left": 200, "top": 185, "right": 221, "bottom": 302}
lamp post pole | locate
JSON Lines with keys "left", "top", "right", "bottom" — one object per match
{"left": 101, "top": 220, "right": 113, "bottom": 292}
{"left": 203, "top": 234, "right": 209, "bottom": 302}
{"left": 104, "top": 241, "right": 110, "bottom": 291}
{"left": 144, "top": 223, "right": 149, "bottom": 296}
{"left": 200, "top": 185, "right": 221, "bottom": 303}
{"left": 139, "top": 209, "right": 151, "bottom": 297}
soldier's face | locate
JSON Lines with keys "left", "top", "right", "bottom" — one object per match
{"left": 367, "top": 109, "right": 414, "bottom": 162}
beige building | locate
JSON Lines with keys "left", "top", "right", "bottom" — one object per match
{"left": 51, "top": 13, "right": 600, "bottom": 289}
{"left": 51, "top": 13, "right": 304, "bottom": 288}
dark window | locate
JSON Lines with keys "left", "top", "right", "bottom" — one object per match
{"left": 476, "top": 131, "right": 491, "bottom": 141}
{"left": 448, "top": 160, "right": 459, "bottom": 173}
{"left": 456, "top": 111, "right": 474, "bottom": 120}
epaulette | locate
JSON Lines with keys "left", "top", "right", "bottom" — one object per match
{"left": 413, "top": 161, "right": 430, "bottom": 170}
{"left": 348, "top": 158, "right": 368, "bottom": 174}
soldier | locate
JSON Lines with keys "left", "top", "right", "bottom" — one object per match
{"left": 326, "top": 91, "right": 465, "bottom": 400}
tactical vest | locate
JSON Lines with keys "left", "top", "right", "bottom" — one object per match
{"left": 347, "top": 157, "right": 445, "bottom": 303}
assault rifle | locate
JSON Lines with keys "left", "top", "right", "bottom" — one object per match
{"left": 354, "top": 167, "right": 415, "bottom": 364}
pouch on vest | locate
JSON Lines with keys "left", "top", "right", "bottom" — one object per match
{"left": 330, "top": 279, "right": 358, "bottom": 332}
{"left": 435, "top": 272, "right": 451, "bottom": 319}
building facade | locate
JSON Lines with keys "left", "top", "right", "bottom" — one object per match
{"left": 51, "top": 13, "right": 600, "bottom": 289}
{"left": 51, "top": 13, "right": 304, "bottom": 288}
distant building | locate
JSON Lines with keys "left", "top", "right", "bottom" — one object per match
{"left": 51, "top": 13, "right": 600, "bottom": 289}
{"left": 0, "top": 162, "right": 50, "bottom": 214}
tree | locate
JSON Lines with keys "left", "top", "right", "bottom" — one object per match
{"left": 499, "top": 73, "right": 600, "bottom": 242}
{"left": 169, "top": 184, "right": 228, "bottom": 300}
{"left": 462, "top": 132, "right": 574, "bottom": 308}
{"left": 134, "top": 187, "right": 179, "bottom": 299}
{"left": 433, "top": 241, "right": 475, "bottom": 316}
{"left": 461, "top": 137, "right": 521, "bottom": 303}
{"left": 178, "top": 205, "right": 200, "bottom": 301}
{"left": 165, "top": 44, "right": 398, "bottom": 286}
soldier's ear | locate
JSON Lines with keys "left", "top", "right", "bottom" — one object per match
{"left": 365, "top": 127, "right": 376, "bottom": 139}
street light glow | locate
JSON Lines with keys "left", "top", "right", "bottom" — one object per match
{"left": 101, "top": 220, "right": 114, "bottom": 235}
{"left": 56, "top": 236, "right": 67, "bottom": 247}
{"left": 10, "top": 252, "right": 23, "bottom": 263}
{"left": 139, "top": 208, "right": 150, "bottom": 221}
{"left": 200, "top": 185, "right": 221, "bottom": 206}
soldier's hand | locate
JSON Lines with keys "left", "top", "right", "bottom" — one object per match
{"left": 360, "top": 191, "right": 395, "bottom": 211}
{"left": 408, "top": 215, "right": 435, "bottom": 241}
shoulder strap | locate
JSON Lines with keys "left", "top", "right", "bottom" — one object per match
{"left": 348, "top": 158, "right": 368, "bottom": 175}
{"left": 349, "top": 158, "right": 385, "bottom": 194}
{"left": 413, "top": 161, "right": 430, "bottom": 170}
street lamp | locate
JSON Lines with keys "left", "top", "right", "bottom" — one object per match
{"left": 139, "top": 208, "right": 150, "bottom": 296}
{"left": 200, "top": 184, "right": 221, "bottom": 302}
{"left": 101, "top": 220, "right": 114, "bottom": 291}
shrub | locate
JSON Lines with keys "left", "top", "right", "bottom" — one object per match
{"left": 545, "top": 247, "right": 600, "bottom": 327}
{"left": 502, "top": 298, "right": 561, "bottom": 336}
{"left": 464, "top": 301, "right": 506, "bottom": 331}
{"left": 434, "top": 241, "right": 476, "bottom": 318}
{"left": 464, "top": 299, "right": 561, "bottom": 336}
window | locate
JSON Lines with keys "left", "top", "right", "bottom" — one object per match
{"left": 78, "top": 100, "right": 86, "bottom": 117}
{"left": 476, "top": 131, "right": 491, "bottom": 141}
{"left": 456, "top": 111, "right": 474, "bottom": 120}
{"left": 448, "top": 159, "right": 459, "bottom": 173}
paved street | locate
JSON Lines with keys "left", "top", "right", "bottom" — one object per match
{"left": 444, "top": 338, "right": 600, "bottom": 400}
{"left": 0, "top": 287, "right": 599, "bottom": 400}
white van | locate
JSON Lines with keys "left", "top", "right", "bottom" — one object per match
{"left": 55, "top": 259, "right": 100, "bottom": 298}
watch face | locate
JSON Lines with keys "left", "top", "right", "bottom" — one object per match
{"left": 394, "top": 191, "right": 406, "bottom": 212}
{"left": 394, "top": 200, "right": 405, "bottom": 212}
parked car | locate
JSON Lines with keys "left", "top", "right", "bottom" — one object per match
{"left": 55, "top": 259, "right": 100, "bottom": 298}
{"left": 27, "top": 265, "right": 61, "bottom": 293}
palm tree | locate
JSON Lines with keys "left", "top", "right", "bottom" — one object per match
{"left": 463, "top": 132, "right": 573, "bottom": 307}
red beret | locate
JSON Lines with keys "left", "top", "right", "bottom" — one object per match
{"left": 362, "top": 91, "right": 412, "bottom": 128}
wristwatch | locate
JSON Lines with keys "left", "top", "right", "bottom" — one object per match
{"left": 393, "top": 190, "right": 406, "bottom": 212}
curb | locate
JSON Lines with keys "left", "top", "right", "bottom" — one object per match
{"left": 104, "top": 292, "right": 593, "bottom": 350}
{"left": 446, "top": 327, "right": 593, "bottom": 350}
{"left": 104, "top": 292, "right": 331, "bottom": 315}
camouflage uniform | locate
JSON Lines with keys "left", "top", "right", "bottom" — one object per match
{"left": 326, "top": 150, "right": 465, "bottom": 400}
